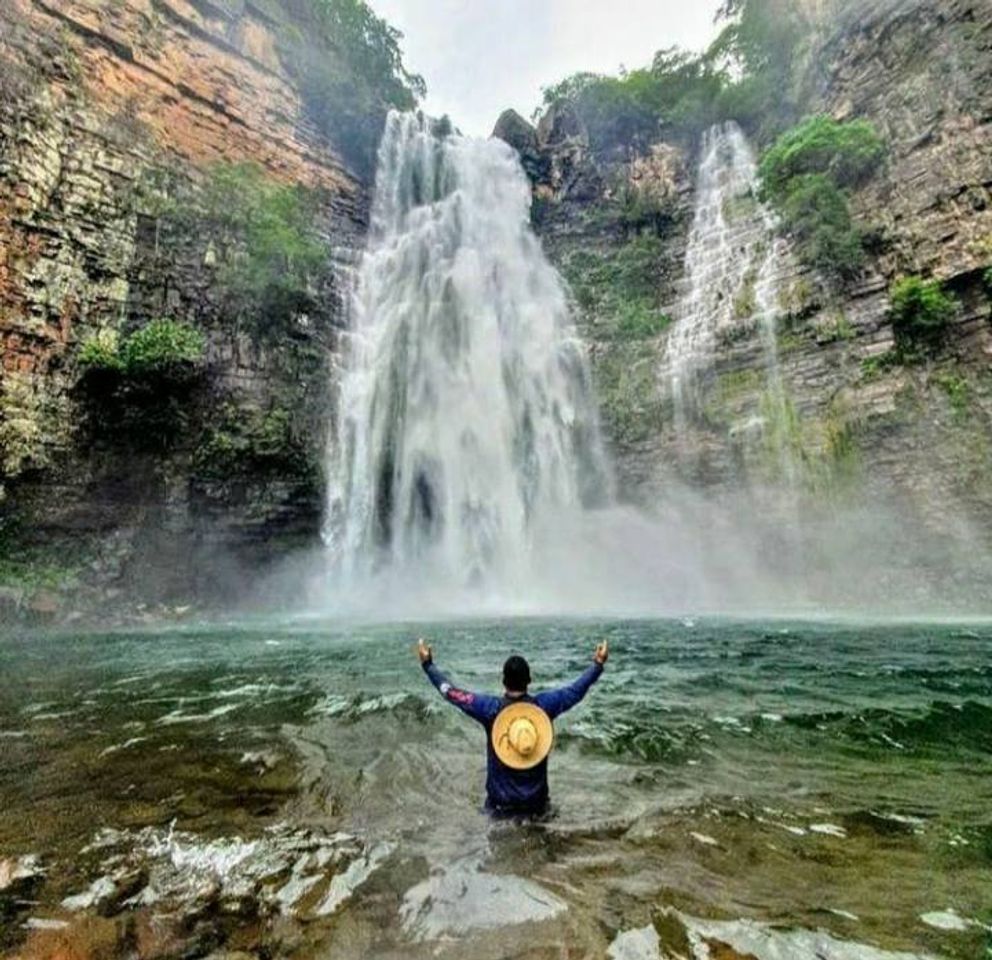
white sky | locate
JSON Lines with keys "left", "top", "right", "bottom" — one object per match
{"left": 368, "top": 0, "right": 725, "bottom": 136}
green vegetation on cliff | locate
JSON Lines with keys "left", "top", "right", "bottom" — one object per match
{"left": 194, "top": 163, "right": 330, "bottom": 338}
{"left": 562, "top": 237, "right": 671, "bottom": 342}
{"left": 757, "top": 115, "right": 885, "bottom": 196}
{"left": 131, "top": 162, "right": 333, "bottom": 340}
{"left": 280, "top": 0, "right": 425, "bottom": 173}
{"left": 114, "top": 161, "right": 329, "bottom": 349}
{"left": 195, "top": 404, "right": 317, "bottom": 481}
{"left": 933, "top": 372, "right": 971, "bottom": 420}
{"left": 595, "top": 342, "right": 666, "bottom": 445}
{"left": 889, "top": 275, "right": 959, "bottom": 359}
{"left": 540, "top": 0, "right": 814, "bottom": 153}
{"left": 124, "top": 320, "right": 205, "bottom": 371}
{"left": 77, "top": 320, "right": 206, "bottom": 450}
{"left": 773, "top": 173, "right": 864, "bottom": 278}
{"left": 560, "top": 237, "right": 671, "bottom": 445}
{"left": 80, "top": 320, "right": 205, "bottom": 375}
{"left": 758, "top": 116, "right": 885, "bottom": 280}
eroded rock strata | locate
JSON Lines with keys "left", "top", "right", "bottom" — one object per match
{"left": 0, "top": 0, "right": 367, "bottom": 616}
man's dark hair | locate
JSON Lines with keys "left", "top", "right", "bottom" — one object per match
{"left": 503, "top": 655, "right": 531, "bottom": 691}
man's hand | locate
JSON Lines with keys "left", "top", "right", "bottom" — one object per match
{"left": 594, "top": 640, "right": 609, "bottom": 665}
{"left": 417, "top": 638, "right": 433, "bottom": 665}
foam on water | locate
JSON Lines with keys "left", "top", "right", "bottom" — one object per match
{"left": 157, "top": 702, "right": 242, "bottom": 725}
{"left": 0, "top": 854, "right": 42, "bottom": 889}
{"left": 919, "top": 910, "right": 970, "bottom": 932}
{"left": 810, "top": 823, "right": 848, "bottom": 837}
{"left": 62, "top": 876, "right": 117, "bottom": 912}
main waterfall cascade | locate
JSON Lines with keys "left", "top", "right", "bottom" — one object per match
{"left": 665, "top": 122, "right": 796, "bottom": 481}
{"left": 324, "top": 112, "right": 612, "bottom": 610}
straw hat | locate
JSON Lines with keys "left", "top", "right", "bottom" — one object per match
{"left": 491, "top": 702, "right": 554, "bottom": 770}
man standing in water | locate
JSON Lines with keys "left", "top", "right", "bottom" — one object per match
{"left": 417, "top": 638, "right": 609, "bottom": 816}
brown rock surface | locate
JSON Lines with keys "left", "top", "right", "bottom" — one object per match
{"left": 0, "top": 0, "right": 367, "bottom": 610}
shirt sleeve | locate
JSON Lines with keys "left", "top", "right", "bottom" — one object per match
{"left": 534, "top": 662, "right": 603, "bottom": 720}
{"left": 422, "top": 661, "right": 501, "bottom": 724}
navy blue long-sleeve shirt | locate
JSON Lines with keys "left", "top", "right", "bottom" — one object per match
{"left": 422, "top": 658, "right": 603, "bottom": 814}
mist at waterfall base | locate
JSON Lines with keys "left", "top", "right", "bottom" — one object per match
{"left": 291, "top": 113, "right": 992, "bottom": 621}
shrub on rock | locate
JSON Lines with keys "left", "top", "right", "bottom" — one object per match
{"left": 889, "top": 276, "right": 958, "bottom": 358}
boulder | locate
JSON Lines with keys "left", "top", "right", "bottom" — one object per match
{"left": 492, "top": 109, "right": 538, "bottom": 155}
{"left": 492, "top": 109, "right": 550, "bottom": 185}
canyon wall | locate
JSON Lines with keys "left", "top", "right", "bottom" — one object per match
{"left": 502, "top": 0, "right": 992, "bottom": 605}
{"left": 0, "top": 0, "right": 368, "bottom": 616}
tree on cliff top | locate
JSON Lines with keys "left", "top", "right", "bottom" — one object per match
{"left": 281, "top": 0, "right": 425, "bottom": 176}
{"left": 304, "top": 0, "right": 425, "bottom": 110}
{"left": 710, "top": 0, "right": 808, "bottom": 83}
{"left": 539, "top": 0, "right": 815, "bottom": 155}
{"left": 540, "top": 49, "right": 725, "bottom": 155}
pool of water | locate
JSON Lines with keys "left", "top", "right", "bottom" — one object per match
{"left": 0, "top": 617, "right": 989, "bottom": 958}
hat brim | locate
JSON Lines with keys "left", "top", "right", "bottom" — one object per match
{"left": 491, "top": 702, "right": 554, "bottom": 770}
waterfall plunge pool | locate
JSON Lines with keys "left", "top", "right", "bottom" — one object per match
{"left": 1, "top": 617, "right": 989, "bottom": 959}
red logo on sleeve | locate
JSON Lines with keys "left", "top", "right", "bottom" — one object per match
{"left": 447, "top": 688, "right": 475, "bottom": 705}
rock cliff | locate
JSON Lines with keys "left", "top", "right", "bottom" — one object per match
{"left": 0, "top": 0, "right": 369, "bottom": 617}
{"left": 501, "top": 0, "right": 992, "bottom": 605}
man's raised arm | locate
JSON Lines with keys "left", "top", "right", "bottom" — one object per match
{"left": 417, "top": 638, "right": 499, "bottom": 723}
{"left": 535, "top": 641, "right": 609, "bottom": 720}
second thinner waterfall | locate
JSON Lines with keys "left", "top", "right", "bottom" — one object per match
{"left": 666, "top": 121, "right": 794, "bottom": 481}
{"left": 324, "top": 113, "right": 611, "bottom": 609}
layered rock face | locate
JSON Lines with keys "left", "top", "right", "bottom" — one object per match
{"left": 0, "top": 0, "right": 367, "bottom": 614}
{"left": 502, "top": 0, "right": 992, "bottom": 605}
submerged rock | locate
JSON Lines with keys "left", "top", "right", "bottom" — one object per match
{"left": 0, "top": 855, "right": 43, "bottom": 891}
{"left": 399, "top": 857, "right": 567, "bottom": 941}
{"left": 14, "top": 915, "right": 123, "bottom": 960}
{"left": 71, "top": 823, "right": 388, "bottom": 925}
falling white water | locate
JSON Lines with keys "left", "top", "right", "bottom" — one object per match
{"left": 324, "top": 112, "right": 610, "bottom": 610}
{"left": 666, "top": 122, "right": 792, "bottom": 447}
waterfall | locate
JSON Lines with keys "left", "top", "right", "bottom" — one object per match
{"left": 666, "top": 122, "right": 793, "bottom": 460}
{"left": 324, "top": 112, "right": 610, "bottom": 608}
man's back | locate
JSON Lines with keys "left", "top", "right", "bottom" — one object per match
{"left": 419, "top": 641, "right": 608, "bottom": 814}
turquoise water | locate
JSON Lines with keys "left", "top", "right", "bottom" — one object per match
{"left": 1, "top": 618, "right": 990, "bottom": 958}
